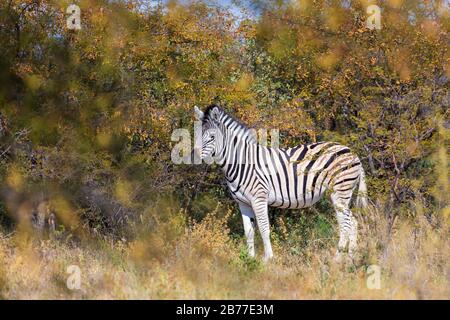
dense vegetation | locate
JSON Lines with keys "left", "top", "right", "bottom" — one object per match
{"left": 0, "top": 0, "right": 448, "bottom": 299}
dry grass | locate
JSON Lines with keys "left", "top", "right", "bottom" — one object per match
{"left": 0, "top": 204, "right": 448, "bottom": 300}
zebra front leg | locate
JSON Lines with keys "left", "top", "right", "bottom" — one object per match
{"left": 251, "top": 195, "right": 273, "bottom": 262}
{"left": 238, "top": 202, "right": 256, "bottom": 258}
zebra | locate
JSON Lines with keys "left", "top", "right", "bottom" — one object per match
{"left": 193, "top": 104, "right": 368, "bottom": 262}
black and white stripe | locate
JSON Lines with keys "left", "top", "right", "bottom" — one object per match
{"left": 194, "top": 105, "right": 368, "bottom": 262}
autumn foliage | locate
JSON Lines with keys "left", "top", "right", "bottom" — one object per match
{"left": 0, "top": 0, "right": 448, "bottom": 299}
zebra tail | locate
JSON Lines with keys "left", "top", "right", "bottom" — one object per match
{"left": 356, "top": 167, "right": 369, "bottom": 209}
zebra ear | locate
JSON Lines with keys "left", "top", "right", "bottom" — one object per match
{"left": 194, "top": 105, "right": 204, "bottom": 121}
{"left": 210, "top": 107, "right": 220, "bottom": 120}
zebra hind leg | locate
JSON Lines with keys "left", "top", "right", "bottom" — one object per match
{"left": 330, "top": 192, "right": 358, "bottom": 263}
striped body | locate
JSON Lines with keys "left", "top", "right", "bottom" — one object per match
{"left": 225, "top": 142, "right": 361, "bottom": 210}
{"left": 194, "top": 105, "right": 368, "bottom": 262}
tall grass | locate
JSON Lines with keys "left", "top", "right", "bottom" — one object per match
{"left": 0, "top": 200, "right": 448, "bottom": 299}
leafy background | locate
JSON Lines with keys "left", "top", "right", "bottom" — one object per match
{"left": 0, "top": 0, "right": 448, "bottom": 299}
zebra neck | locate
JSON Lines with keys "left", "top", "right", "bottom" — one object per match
{"left": 215, "top": 117, "right": 257, "bottom": 170}
{"left": 220, "top": 132, "right": 256, "bottom": 175}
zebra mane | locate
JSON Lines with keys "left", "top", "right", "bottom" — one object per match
{"left": 203, "top": 105, "right": 257, "bottom": 143}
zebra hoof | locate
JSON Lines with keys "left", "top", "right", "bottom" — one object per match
{"left": 333, "top": 250, "right": 344, "bottom": 263}
{"left": 334, "top": 251, "right": 357, "bottom": 265}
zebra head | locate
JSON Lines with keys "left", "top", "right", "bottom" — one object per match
{"left": 194, "top": 105, "right": 225, "bottom": 162}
